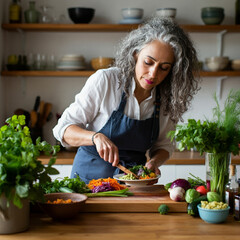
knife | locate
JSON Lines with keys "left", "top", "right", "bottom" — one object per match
{"left": 33, "top": 96, "right": 40, "bottom": 112}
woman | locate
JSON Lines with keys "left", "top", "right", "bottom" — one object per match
{"left": 53, "top": 17, "right": 200, "bottom": 183}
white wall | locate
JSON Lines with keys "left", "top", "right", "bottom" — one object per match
{"left": 1, "top": 0, "right": 240, "bottom": 145}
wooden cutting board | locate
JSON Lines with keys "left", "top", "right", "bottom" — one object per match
{"left": 83, "top": 185, "right": 187, "bottom": 213}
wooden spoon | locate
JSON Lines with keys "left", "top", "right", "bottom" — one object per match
{"left": 117, "top": 163, "right": 139, "bottom": 179}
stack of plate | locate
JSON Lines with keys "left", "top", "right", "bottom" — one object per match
{"left": 57, "top": 55, "right": 86, "bottom": 71}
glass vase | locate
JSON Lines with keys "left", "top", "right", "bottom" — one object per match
{"left": 205, "top": 152, "right": 231, "bottom": 202}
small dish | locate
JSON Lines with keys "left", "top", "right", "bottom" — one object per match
{"left": 156, "top": 8, "right": 177, "bottom": 18}
{"left": 121, "top": 8, "right": 143, "bottom": 19}
{"left": 197, "top": 204, "right": 230, "bottom": 224}
{"left": 113, "top": 173, "right": 160, "bottom": 187}
{"left": 38, "top": 193, "right": 88, "bottom": 219}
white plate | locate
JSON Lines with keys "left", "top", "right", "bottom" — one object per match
{"left": 113, "top": 173, "right": 160, "bottom": 187}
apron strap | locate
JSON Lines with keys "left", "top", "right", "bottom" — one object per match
{"left": 117, "top": 92, "right": 127, "bottom": 112}
{"left": 151, "top": 85, "right": 161, "bottom": 143}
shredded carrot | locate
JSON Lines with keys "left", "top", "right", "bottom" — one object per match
{"left": 88, "top": 177, "right": 126, "bottom": 190}
{"left": 47, "top": 199, "right": 74, "bottom": 204}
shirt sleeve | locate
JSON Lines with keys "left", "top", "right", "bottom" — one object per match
{"left": 52, "top": 70, "right": 108, "bottom": 147}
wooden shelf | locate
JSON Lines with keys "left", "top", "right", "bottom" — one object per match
{"left": 2, "top": 70, "right": 240, "bottom": 77}
{"left": 39, "top": 150, "right": 240, "bottom": 165}
{"left": 2, "top": 23, "right": 240, "bottom": 33}
{"left": 1, "top": 70, "right": 95, "bottom": 77}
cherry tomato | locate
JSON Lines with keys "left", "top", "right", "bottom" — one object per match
{"left": 196, "top": 185, "right": 208, "bottom": 195}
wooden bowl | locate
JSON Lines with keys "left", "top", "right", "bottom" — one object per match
{"left": 91, "top": 57, "right": 114, "bottom": 70}
{"left": 38, "top": 193, "right": 87, "bottom": 219}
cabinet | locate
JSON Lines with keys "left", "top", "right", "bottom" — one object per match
{"left": 1, "top": 23, "right": 240, "bottom": 77}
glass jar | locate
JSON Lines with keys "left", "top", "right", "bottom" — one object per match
{"left": 24, "top": 1, "right": 39, "bottom": 23}
{"left": 39, "top": 5, "right": 53, "bottom": 23}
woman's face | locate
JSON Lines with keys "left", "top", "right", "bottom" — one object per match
{"left": 134, "top": 40, "right": 175, "bottom": 93}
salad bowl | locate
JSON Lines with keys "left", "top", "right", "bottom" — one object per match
{"left": 113, "top": 173, "right": 160, "bottom": 187}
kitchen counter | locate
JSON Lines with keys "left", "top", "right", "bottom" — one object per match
{"left": 39, "top": 150, "right": 240, "bottom": 165}
{"left": 0, "top": 212, "right": 239, "bottom": 240}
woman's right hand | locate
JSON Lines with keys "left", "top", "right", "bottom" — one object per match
{"left": 93, "top": 133, "right": 119, "bottom": 167}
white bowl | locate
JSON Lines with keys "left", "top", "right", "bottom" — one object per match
{"left": 156, "top": 8, "right": 177, "bottom": 18}
{"left": 205, "top": 56, "right": 229, "bottom": 71}
{"left": 231, "top": 59, "right": 240, "bottom": 71}
{"left": 121, "top": 8, "right": 143, "bottom": 19}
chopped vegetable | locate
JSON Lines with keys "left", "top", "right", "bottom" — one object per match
{"left": 47, "top": 199, "right": 74, "bottom": 204}
{"left": 207, "top": 191, "right": 222, "bottom": 202}
{"left": 85, "top": 188, "right": 133, "bottom": 197}
{"left": 168, "top": 187, "right": 185, "bottom": 201}
{"left": 121, "top": 165, "right": 157, "bottom": 179}
{"left": 196, "top": 185, "right": 208, "bottom": 195}
{"left": 185, "top": 188, "right": 200, "bottom": 203}
{"left": 170, "top": 179, "right": 191, "bottom": 191}
{"left": 88, "top": 178, "right": 126, "bottom": 192}
{"left": 201, "top": 201, "right": 228, "bottom": 210}
{"left": 158, "top": 204, "right": 169, "bottom": 215}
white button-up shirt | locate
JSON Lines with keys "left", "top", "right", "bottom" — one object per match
{"left": 53, "top": 67, "right": 175, "bottom": 156}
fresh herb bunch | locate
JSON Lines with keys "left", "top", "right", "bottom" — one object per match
{"left": 0, "top": 115, "right": 60, "bottom": 208}
{"left": 34, "top": 175, "right": 91, "bottom": 194}
{"left": 168, "top": 90, "right": 240, "bottom": 155}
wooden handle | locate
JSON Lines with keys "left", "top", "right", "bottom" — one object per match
{"left": 117, "top": 164, "right": 138, "bottom": 179}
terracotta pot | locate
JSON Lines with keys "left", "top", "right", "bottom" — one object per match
{"left": 0, "top": 194, "right": 30, "bottom": 234}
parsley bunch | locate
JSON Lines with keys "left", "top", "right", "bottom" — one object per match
{"left": 168, "top": 90, "right": 240, "bottom": 155}
{"left": 0, "top": 115, "right": 60, "bottom": 208}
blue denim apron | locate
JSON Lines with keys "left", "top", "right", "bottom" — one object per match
{"left": 71, "top": 87, "right": 160, "bottom": 183}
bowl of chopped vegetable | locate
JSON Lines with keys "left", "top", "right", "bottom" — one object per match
{"left": 114, "top": 174, "right": 160, "bottom": 187}
{"left": 197, "top": 201, "right": 230, "bottom": 224}
{"left": 38, "top": 193, "right": 88, "bottom": 219}
{"left": 113, "top": 165, "right": 160, "bottom": 187}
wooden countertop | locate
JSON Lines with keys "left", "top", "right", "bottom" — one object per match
{"left": 39, "top": 150, "right": 240, "bottom": 165}
{"left": 1, "top": 212, "right": 239, "bottom": 240}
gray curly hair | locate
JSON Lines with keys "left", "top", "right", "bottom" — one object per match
{"left": 114, "top": 17, "right": 200, "bottom": 123}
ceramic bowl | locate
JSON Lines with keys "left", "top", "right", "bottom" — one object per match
{"left": 205, "top": 56, "right": 229, "bottom": 71}
{"left": 121, "top": 8, "right": 143, "bottom": 19}
{"left": 156, "top": 8, "right": 177, "bottom": 18}
{"left": 231, "top": 59, "right": 240, "bottom": 70}
{"left": 91, "top": 57, "right": 114, "bottom": 70}
{"left": 201, "top": 7, "right": 224, "bottom": 25}
{"left": 38, "top": 193, "right": 88, "bottom": 219}
{"left": 68, "top": 7, "right": 95, "bottom": 23}
{"left": 197, "top": 204, "right": 230, "bottom": 223}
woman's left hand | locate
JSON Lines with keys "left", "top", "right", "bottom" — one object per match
{"left": 145, "top": 159, "right": 161, "bottom": 175}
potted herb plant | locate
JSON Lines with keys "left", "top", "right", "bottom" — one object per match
{"left": 168, "top": 90, "right": 240, "bottom": 201}
{"left": 0, "top": 115, "right": 60, "bottom": 234}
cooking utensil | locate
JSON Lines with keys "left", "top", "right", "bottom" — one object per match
{"left": 33, "top": 96, "right": 40, "bottom": 111}
{"left": 117, "top": 163, "right": 139, "bottom": 179}
{"left": 41, "top": 103, "right": 52, "bottom": 126}
{"left": 30, "top": 110, "right": 38, "bottom": 128}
